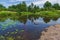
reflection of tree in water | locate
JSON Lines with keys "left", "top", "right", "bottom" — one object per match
{"left": 28, "top": 14, "right": 39, "bottom": 20}
{"left": 0, "top": 15, "right": 34, "bottom": 24}
{"left": 0, "top": 16, "right": 59, "bottom": 40}
{"left": 0, "top": 17, "right": 7, "bottom": 22}
{"left": 43, "top": 17, "right": 51, "bottom": 23}
{"left": 17, "top": 15, "right": 39, "bottom": 24}
{"left": 17, "top": 16, "right": 27, "bottom": 24}
{"left": 28, "top": 15, "right": 39, "bottom": 23}
{"left": 52, "top": 17, "right": 58, "bottom": 21}
{"left": 43, "top": 17, "right": 58, "bottom": 23}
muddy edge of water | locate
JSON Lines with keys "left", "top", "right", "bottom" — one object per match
{"left": 39, "top": 24, "right": 60, "bottom": 40}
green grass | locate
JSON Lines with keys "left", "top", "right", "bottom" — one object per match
{"left": 0, "top": 10, "right": 60, "bottom": 21}
{"left": 36, "top": 11, "right": 60, "bottom": 18}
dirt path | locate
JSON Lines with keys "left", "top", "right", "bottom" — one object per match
{"left": 39, "top": 24, "right": 60, "bottom": 40}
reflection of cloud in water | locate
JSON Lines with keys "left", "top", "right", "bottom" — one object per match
{"left": 25, "top": 19, "right": 33, "bottom": 25}
{"left": 47, "top": 20, "right": 57, "bottom": 25}
{"left": 56, "top": 18, "right": 60, "bottom": 24}
{"left": 33, "top": 18, "right": 45, "bottom": 25}
{"left": 0, "top": 17, "right": 60, "bottom": 40}
{"left": 47, "top": 18, "right": 60, "bottom": 25}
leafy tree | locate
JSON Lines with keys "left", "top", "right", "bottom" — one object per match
{"left": 8, "top": 5, "right": 17, "bottom": 11}
{"left": 33, "top": 5, "right": 40, "bottom": 13}
{"left": 0, "top": 4, "right": 6, "bottom": 11}
{"left": 43, "top": 1, "right": 52, "bottom": 10}
{"left": 8, "top": 1, "right": 27, "bottom": 12}
{"left": 6, "top": 1, "right": 60, "bottom": 12}
{"left": 21, "top": 1, "right": 27, "bottom": 12}
{"left": 16, "top": 1, "right": 27, "bottom": 12}
{"left": 28, "top": 3, "right": 40, "bottom": 13}
{"left": 28, "top": 3, "right": 34, "bottom": 12}
{"left": 28, "top": 5, "right": 32, "bottom": 12}
{"left": 8, "top": 1, "right": 40, "bottom": 13}
{"left": 52, "top": 3, "right": 60, "bottom": 10}
{"left": 16, "top": 3, "right": 21, "bottom": 12}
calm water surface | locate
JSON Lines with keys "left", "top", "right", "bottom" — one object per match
{"left": 0, "top": 17, "right": 60, "bottom": 40}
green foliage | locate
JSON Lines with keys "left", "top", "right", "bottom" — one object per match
{"left": 43, "top": 1, "right": 52, "bottom": 10}
{"left": 37, "top": 11, "right": 60, "bottom": 18}
{"left": 33, "top": 5, "right": 40, "bottom": 13}
{"left": 44, "top": 1, "right": 52, "bottom": 8}
{"left": 28, "top": 3, "right": 40, "bottom": 13}
{"left": 8, "top": 1, "right": 27, "bottom": 12}
{"left": 0, "top": 1, "right": 60, "bottom": 12}
{"left": 28, "top": 3, "right": 34, "bottom": 12}
{"left": 0, "top": 4, "right": 6, "bottom": 11}
{"left": 8, "top": 5, "right": 17, "bottom": 12}
{"left": 52, "top": 3, "right": 60, "bottom": 10}
{"left": 0, "top": 1, "right": 60, "bottom": 21}
{"left": 0, "top": 1, "right": 59, "bottom": 13}
{"left": 17, "top": 1, "right": 27, "bottom": 12}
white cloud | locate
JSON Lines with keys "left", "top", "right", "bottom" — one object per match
{"left": 32, "top": 0, "right": 58, "bottom": 7}
{"left": 9, "top": 0, "right": 33, "bottom": 2}
{"left": 9, "top": 0, "right": 26, "bottom": 2}
{"left": 0, "top": 0, "right": 60, "bottom": 7}
{"left": 33, "top": 0, "right": 57, "bottom": 5}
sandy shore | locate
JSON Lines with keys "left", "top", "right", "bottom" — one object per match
{"left": 39, "top": 24, "right": 60, "bottom": 40}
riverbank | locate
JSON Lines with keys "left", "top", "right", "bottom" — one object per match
{"left": 0, "top": 10, "right": 60, "bottom": 17}
{"left": 0, "top": 10, "right": 60, "bottom": 21}
{"left": 39, "top": 24, "right": 60, "bottom": 40}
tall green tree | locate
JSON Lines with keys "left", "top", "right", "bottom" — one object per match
{"left": 52, "top": 3, "right": 60, "bottom": 10}
{"left": 28, "top": 3, "right": 34, "bottom": 12}
{"left": 8, "top": 1, "right": 27, "bottom": 12}
{"left": 17, "top": 1, "right": 27, "bottom": 12}
{"left": 33, "top": 5, "right": 40, "bottom": 13}
{"left": 43, "top": 1, "right": 52, "bottom": 10}
{"left": 28, "top": 5, "right": 32, "bottom": 12}
{"left": 21, "top": 1, "right": 27, "bottom": 12}
{"left": 0, "top": 4, "right": 6, "bottom": 11}
{"left": 8, "top": 5, "right": 17, "bottom": 11}
{"left": 28, "top": 3, "right": 40, "bottom": 13}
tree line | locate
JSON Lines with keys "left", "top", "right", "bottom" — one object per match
{"left": 0, "top": 1, "right": 60, "bottom": 12}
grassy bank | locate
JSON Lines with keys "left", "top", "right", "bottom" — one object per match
{"left": 36, "top": 10, "right": 60, "bottom": 18}
{"left": 0, "top": 10, "right": 60, "bottom": 17}
{"left": 0, "top": 10, "right": 60, "bottom": 21}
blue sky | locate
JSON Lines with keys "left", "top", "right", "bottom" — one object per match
{"left": 0, "top": 0, "right": 59, "bottom": 7}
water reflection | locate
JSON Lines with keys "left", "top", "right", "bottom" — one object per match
{"left": 0, "top": 17, "right": 60, "bottom": 40}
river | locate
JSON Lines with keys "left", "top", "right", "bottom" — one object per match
{"left": 0, "top": 17, "right": 60, "bottom": 40}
